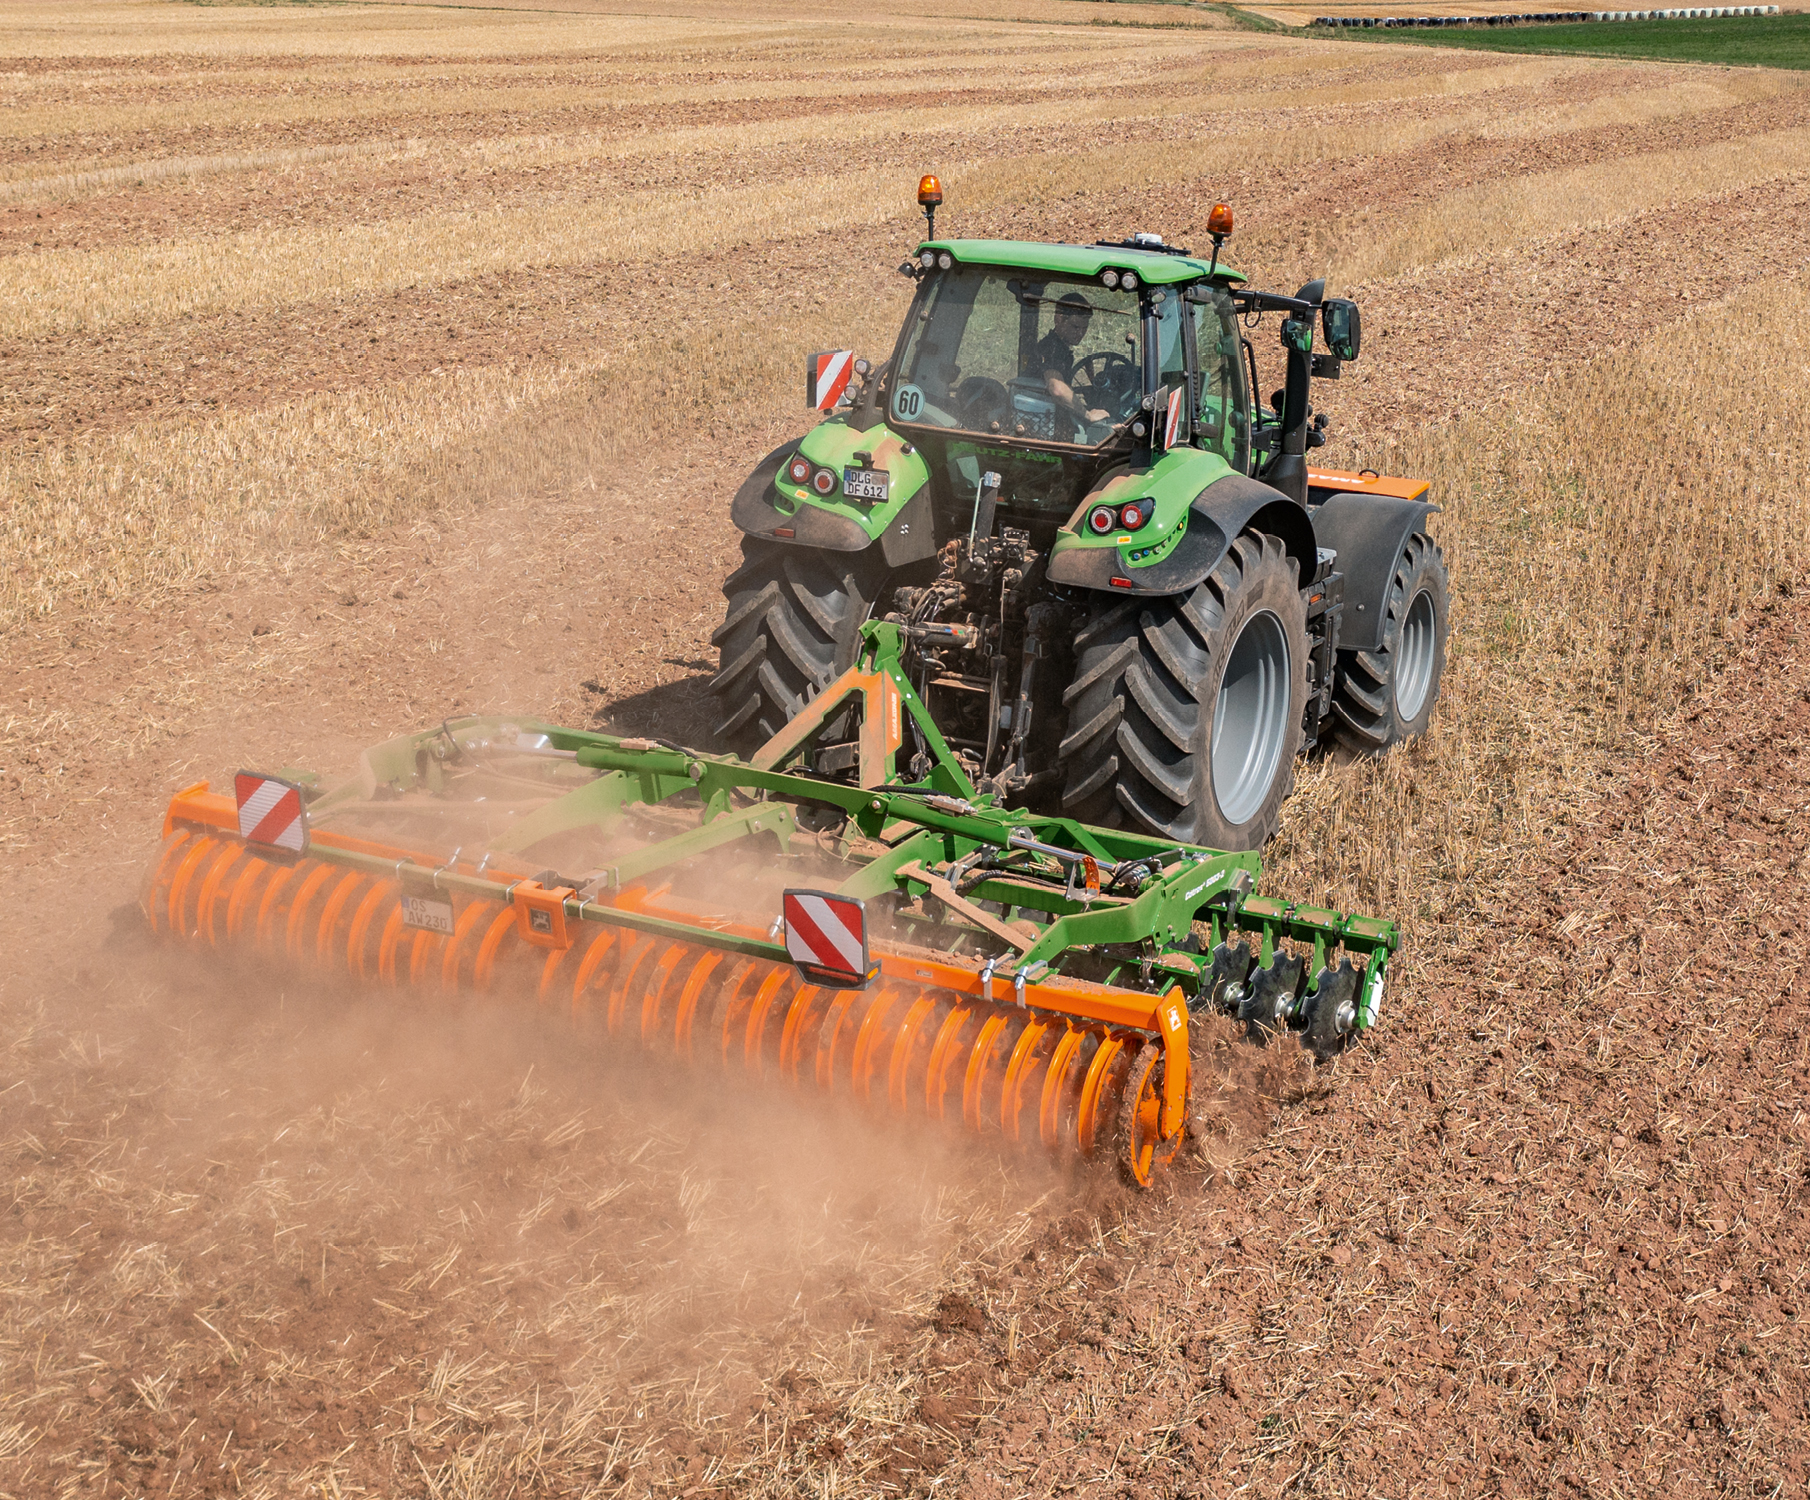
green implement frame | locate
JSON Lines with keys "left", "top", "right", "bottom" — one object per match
{"left": 287, "top": 622, "right": 1398, "bottom": 1026}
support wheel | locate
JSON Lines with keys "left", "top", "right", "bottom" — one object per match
{"left": 709, "top": 538, "right": 885, "bottom": 760}
{"left": 1059, "top": 530, "right": 1309, "bottom": 852}
{"left": 1327, "top": 531, "right": 1448, "bottom": 754}
{"left": 1115, "top": 1041, "right": 1184, "bottom": 1187}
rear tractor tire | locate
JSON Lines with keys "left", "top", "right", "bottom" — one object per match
{"left": 1059, "top": 530, "right": 1310, "bottom": 853}
{"left": 1327, "top": 531, "right": 1449, "bottom": 755}
{"left": 709, "top": 538, "right": 885, "bottom": 761}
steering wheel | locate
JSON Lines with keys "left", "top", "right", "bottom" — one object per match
{"left": 1073, "top": 351, "right": 1139, "bottom": 417}
{"left": 955, "top": 376, "right": 1011, "bottom": 431}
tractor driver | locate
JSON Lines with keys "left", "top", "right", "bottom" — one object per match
{"left": 1036, "top": 291, "right": 1110, "bottom": 427}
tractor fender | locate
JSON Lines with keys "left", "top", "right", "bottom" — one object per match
{"left": 729, "top": 441, "right": 938, "bottom": 567}
{"left": 1194, "top": 474, "right": 1318, "bottom": 588}
{"left": 731, "top": 444, "right": 871, "bottom": 552}
{"left": 1046, "top": 472, "right": 1315, "bottom": 598}
{"left": 1309, "top": 491, "right": 1440, "bottom": 652}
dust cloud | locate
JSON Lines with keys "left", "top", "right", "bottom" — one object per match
{"left": 0, "top": 700, "right": 1310, "bottom": 1498}
{"left": 1, "top": 863, "right": 1079, "bottom": 1495}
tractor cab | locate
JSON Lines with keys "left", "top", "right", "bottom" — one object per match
{"left": 883, "top": 238, "right": 1253, "bottom": 541}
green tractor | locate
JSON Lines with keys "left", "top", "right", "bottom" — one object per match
{"left": 712, "top": 187, "right": 1447, "bottom": 852}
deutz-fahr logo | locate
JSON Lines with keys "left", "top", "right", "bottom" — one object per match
{"left": 973, "top": 445, "right": 1060, "bottom": 466}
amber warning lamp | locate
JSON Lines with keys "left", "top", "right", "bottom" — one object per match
{"left": 918, "top": 174, "right": 943, "bottom": 239}
{"left": 1206, "top": 200, "right": 1234, "bottom": 278}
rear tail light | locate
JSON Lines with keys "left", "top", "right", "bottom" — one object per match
{"left": 1118, "top": 501, "right": 1150, "bottom": 530}
{"left": 811, "top": 467, "right": 838, "bottom": 497}
{"left": 786, "top": 455, "right": 813, "bottom": 486}
{"left": 1087, "top": 506, "right": 1117, "bottom": 535}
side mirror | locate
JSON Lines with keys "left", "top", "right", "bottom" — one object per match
{"left": 1321, "top": 299, "right": 1361, "bottom": 362}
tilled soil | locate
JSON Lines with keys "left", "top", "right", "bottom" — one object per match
{"left": 7, "top": 594, "right": 1806, "bottom": 1498}
{"left": 5, "top": 12, "right": 1810, "bottom": 1499}
{"left": 877, "top": 595, "right": 1810, "bottom": 1497}
{"left": 0, "top": 55, "right": 1672, "bottom": 259}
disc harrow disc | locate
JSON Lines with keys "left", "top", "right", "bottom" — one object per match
{"left": 1238, "top": 951, "right": 1305, "bottom": 1040}
{"left": 1303, "top": 959, "right": 1360, "bottom": 1063}
{"left": 1200, "top": 940, "right": 1254, "bottom": 1012}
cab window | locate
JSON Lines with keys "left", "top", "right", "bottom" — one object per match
{"left": 1192, "top": 288, "right": 1250, "bottom": 471}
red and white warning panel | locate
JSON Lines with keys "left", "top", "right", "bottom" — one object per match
{"left": 782, "top": 889, "right": 877, "bottom": 988}
{"left": 1163, "top": 385, "right": 1185, "bottom": 449}
{"left": 807, "top": 350, "right": 855, "bottom": 412}
{"left": 233, "top": 771, "right": 308, "bottom": 854}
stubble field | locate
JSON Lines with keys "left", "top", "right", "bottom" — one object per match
{"left": 3, "top": 2, "right": 1810, "bottom": 1497}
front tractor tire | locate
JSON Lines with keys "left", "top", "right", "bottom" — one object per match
{"left": 709, "top": 538, "right": 883, "bottom": 761}
{"left": 1326, "top": 531, "right": 1449, "bottom": 756}
{"left": 1060, "top": 530, "right": 1310, "bottom": 853}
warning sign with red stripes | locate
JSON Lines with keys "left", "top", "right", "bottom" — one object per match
{"left": 234, "top": 771, "right": 308, "bottom": 853}
{"left": 782, "top": 888, "right": 875, "bottom": 988}
{"left": 807, "top": 350, "right": 855, "bottom": 412}
{"left": 1163, "top": 385, "right": 1185, "bottom": 449}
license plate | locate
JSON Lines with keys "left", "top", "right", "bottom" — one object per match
{"left": 400, "top": 893, "right": 455, "bottom": 935}
{"left": 842, "top": 466, "right": 890, "bottom": 502}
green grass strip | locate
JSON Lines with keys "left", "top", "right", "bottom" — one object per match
{"left": 1322, "top": 12, "right": 1810, "bottom": 69}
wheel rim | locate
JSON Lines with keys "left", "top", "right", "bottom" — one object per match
{"left": 1211, "top": 609, "right": 1291, "bottom": 827}
{"left": 1394, "top": 588, "right": 1437, "bottom": 722}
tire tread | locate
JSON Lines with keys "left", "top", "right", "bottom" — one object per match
{"left": 1324, "top": 532, "right": 1448, "bottom": 757}
{"left": 711, "top": 538, "right": 883, "bottom": 757}
{"left": 1060, "top": 530, "right": 1308, "bottom": 851}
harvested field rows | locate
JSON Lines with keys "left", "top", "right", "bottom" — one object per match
{"left": 2, "top": 3, "right": 1809, "bottom": 1498}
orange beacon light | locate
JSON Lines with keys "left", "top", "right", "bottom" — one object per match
{"left": 1206, "top": 200, "right": 1234, "bottom": 277}
{"left": 918, "top": 174, "right": 943, "bottom": 238}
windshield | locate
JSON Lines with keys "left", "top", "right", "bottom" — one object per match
{"left": 891, "top": 268, "right": 1183, "bottom": 449}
